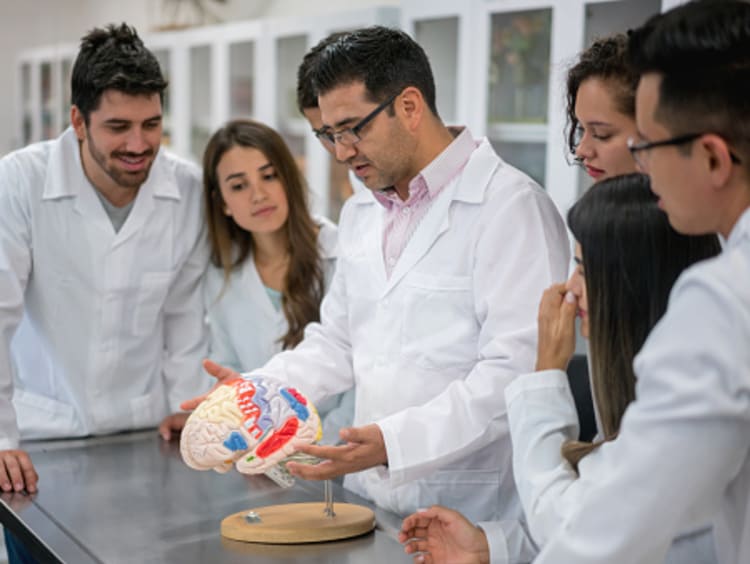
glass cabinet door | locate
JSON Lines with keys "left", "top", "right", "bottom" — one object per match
{"left": 486, "top": 8, "right": 552, "bottom": 186}
{"left": 190, "top": 45, "right": 212, "bottom": 162}
{"left": 153, "top": 49, "right": 172, "bottom": 147}
{"left": 21, "top": 63, "right": 33, "bottom": 145}
{"left": 275, "top": 35, "right": 307, "bottom": 172}
{"left": 60, "top": 58, "right": 73, "bottom": 133}
{"left": 414, "top": 17, "right": 459, "bottom": 124}
{"left": 40, "top": 62, "right": 54, "bottom": 140}
{"left": 229, "top": 41, "right": 255, "bottom": 119}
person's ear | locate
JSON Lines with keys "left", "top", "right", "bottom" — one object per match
{"left": 396, "top": 87, "right": 424, "bottom": 132}
{"left": 70, "top": 106, "right": 86, "bottom": 142}
{"left": 700, "top": 134, "right": 736, "bottom": 191}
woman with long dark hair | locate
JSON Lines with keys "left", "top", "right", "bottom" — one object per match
{"left": 400, "top": 174, "right": 721, "bottom": 564}
{"left": 200, "top": 119, "right": 352, "bottom": 444}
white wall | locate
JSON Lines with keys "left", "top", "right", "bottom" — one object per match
{"left": 0, "top": 0, "right": 395, "bottom": 155}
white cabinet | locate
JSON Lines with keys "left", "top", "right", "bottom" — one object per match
{"left": 16, "top": 44, "right": 76, "bottom": 148}
{"left": 16, "top": 1, "right": 670, "bottom": 218}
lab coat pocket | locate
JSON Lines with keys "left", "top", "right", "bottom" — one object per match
{"left": 13, "top": 389, "right": 77, "bottom": 439}
{"left": 417, "top": 469, "right": 502, "bottom": 521}
{"left": 402, "top": 273, "right": 477, "bottom": 370}
{"left": 133, "top": 271, "right": 173, "bottom": 336}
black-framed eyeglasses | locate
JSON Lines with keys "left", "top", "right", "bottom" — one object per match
{"left": 316, "top": 92, "right": 399, "bottom": 149}
{"left": 627, "top": 132, "right": 742, "bottom": 171}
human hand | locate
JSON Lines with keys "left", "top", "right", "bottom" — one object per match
{"left": 285, "top": 424, "right": 387, "bottom": 480}
{"left": 535, "top": 283, "right": 578, "bottom": 371}
{"left": 0, "top": 449, "right": 38, "bottom": 494}
{"left": 158, "top": 412, "right": 191, "bottom": 441}
{"left": 399, "top": 505, "right": 490, "bottom": 564}
{"left": 179, "top": 359, "right": 242, "bottom": 411}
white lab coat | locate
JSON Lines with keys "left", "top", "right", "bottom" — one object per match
{"left": 249, "top": 133, "right": 570, "bottom": 563}
{"left": 0, "top": 128, "right": 210, "bottom": 449}
{"left": 481, "top": 370, "right": 715, "bottom": 564}
{"left": 534, "top": 207, "right": 750, "bottom": 564}
{"left": 203, "top": 216, "right": 354, "bottom": 444}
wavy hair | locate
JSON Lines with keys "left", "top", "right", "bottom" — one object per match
{"left": 565, "top": 34, "right": 639, "bottom": 156}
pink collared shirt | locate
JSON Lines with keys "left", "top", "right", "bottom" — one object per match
{"left": 374, "top": 127, "right": 476, "bottom": 278}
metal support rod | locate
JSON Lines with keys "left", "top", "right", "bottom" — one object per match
{"left": 323, "top": 479, "right": 335, "bottom": 518}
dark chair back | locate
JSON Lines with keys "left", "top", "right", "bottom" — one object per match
{"left": 566, "top": 354, "right": 597, "bottom": 442}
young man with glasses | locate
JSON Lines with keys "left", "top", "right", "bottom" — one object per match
{"left": 533, "top": 2, "right": 750, "bottom": 562}
{"left": 191, "top": 25, "right": 569, "bottom": 563}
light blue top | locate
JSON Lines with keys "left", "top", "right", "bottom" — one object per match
{"left": 203, "top": 216, "right": 353, "bottom": 445}
{"left": 264, "top": 286, "right": 282, "bottom": 312}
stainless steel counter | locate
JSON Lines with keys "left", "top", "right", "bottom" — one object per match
{"left": 0, "top": 431, "right": 408, "bottom": 563}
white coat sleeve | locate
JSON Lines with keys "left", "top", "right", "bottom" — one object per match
{"left": 478, "top": 520, "right": 538, "bottom": 564}
{"left": 162, "top": 222, "right": 211, "bottom": 412}
{"left": 504, "top": 369, "right": 583, "bottom": 546}
{"left": 0, "top": 157, "right": 33, "bottom": 450}
{"left": 535, "top": 269, "right": 750, "bottom": 563}
{"left": 376, "top": 187, "right": 570, "bottom": 483}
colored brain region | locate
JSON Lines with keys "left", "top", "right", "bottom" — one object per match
{"left": 180, "top": 376, "right": 322, "bottom": 475}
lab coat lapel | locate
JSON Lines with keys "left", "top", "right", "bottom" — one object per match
{"left": 382, "top": 140, "right": 497, "bottom": 295}
{"left": 42, "top": 128, "right": 116, "bottom": 240}
{"left": 383, "top": 187, "right": 453, "bottom": 295}
{"left": 111, "top": 151, "right": 179, "bottom": 249}
{"left": 349, "top": 193, "right": 387, "bottom": 289}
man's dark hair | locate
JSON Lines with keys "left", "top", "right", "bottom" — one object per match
{"left": 628, "top": 0, "right": 750, "bottom": 167}
{"left": 296, "top": 32, "right": 348, "bottom": 114}
{"left": 71, "top": 23, "right": 167, "bottom": 123}
{"left": 312, "top": 26, "right": 439, "bottom": 118}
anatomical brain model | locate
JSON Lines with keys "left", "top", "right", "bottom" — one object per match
{"left": 180, "top": 376, "right": 322, "bottom": 475}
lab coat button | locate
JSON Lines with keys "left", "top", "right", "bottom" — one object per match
{"left": 388, "top": 256, "right": 396, "bottom": 266}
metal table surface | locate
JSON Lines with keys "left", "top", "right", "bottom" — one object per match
{"left": 0, "top": 431, "right": 408, "bottom": 563}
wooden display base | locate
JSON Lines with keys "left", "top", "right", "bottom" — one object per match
{"left": 221, "top": 502, "right": 376, "bottom": 544}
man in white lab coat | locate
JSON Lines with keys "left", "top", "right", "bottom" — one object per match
{"left": 533, "top": 2, "right": 750, "bottom": 562}
{"left": 192, "top": 26, "right": 569, "bottom": 563}
{"left": 0, "top": 23, "right": 208, "bottom": 508}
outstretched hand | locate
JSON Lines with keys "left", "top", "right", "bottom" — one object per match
{"left": 286, "top": 424, "right": 387, "bottom": 480}
{"left": 179, "top": 359, "right": 241, "bottom": 411}
{"left": 399, "top": 505, "right": 490, "bottom": 564}
{"left": 535, "top": 283, "right": 578, "bottom": 371}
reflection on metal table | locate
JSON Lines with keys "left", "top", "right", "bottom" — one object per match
{"left": 0, "top": 431, "right": 407, "bottom": 563}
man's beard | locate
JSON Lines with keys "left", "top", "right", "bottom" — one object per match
{"left": 86, "top": 130, "right": 155, "bottom": 189}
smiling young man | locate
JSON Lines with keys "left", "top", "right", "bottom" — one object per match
{"left": 532, "top": 2, "right": 750, "bottom": 562}
{"left": 0, "top": 23, "right": 208, "bottom": 549}
{"left": 190, "top": 26, "right": 569, "bottom": 563}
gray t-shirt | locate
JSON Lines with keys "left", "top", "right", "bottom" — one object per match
{"left": 95, "top": 190, "right": 135, "bottom": 233}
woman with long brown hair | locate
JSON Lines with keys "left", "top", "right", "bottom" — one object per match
{"left": 201, "top": 119, "right": 352, "bottom": 444}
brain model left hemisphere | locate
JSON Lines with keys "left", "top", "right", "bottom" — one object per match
{"left": 180, "top": 377, "right": 322, "bottom": 474}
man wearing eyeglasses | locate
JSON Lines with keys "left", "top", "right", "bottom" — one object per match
{"left": 188, "top": 26, "right": 569, "bottom": 562}
{"left": 535, "top": 2, "right": 750, "bottom": 563}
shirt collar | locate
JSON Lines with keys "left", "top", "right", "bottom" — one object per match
{"left": 372, "top": 126, "right": 475, "bottom": 208}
